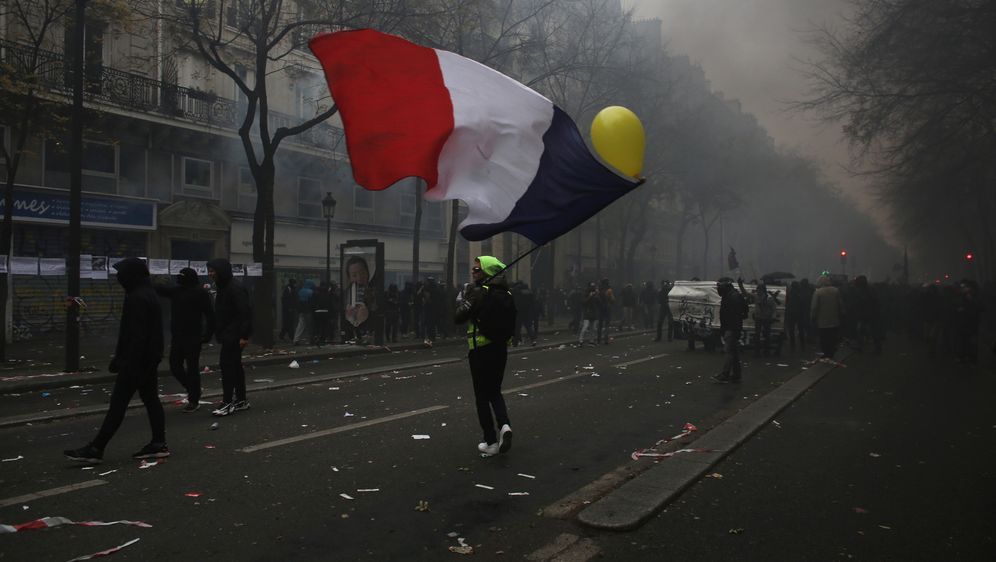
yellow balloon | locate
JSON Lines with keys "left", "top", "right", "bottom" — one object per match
{"left": 590, "top": 106, "right": 645, "bottom": 178}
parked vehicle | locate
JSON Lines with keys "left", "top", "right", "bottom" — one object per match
{"left": 668, "top": 280, "right": 787, "bottom": 354}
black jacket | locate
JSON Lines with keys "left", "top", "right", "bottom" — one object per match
{"left": 719, "top": 287, "right": 746, "bottom": 333}
{"left": 155, "top": 269, "right": 215, "bottom": 343}
{"left": 111, "top": 258, "right": 164, "bottom": 373}
{"left": 207, "top": 259, "right": 252, "bottom": 343}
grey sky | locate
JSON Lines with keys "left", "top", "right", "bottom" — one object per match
{"left": 625, "top": 0, "right": 884, "bottom": 232}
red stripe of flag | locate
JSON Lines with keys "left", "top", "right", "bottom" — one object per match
{"left": 310, "top": 30, "right": 454, "bottom": 190}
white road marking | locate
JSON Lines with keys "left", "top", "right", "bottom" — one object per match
{"left": 611, "top": 354, "right": 670, "bottom": 369}
{"left": 238, "top": 405, "right": 449, "bottom": 453}
{"left": 0, "top": 479, "right": 107, "bottom": 508}
{"left": 506, "top": 373, "right": 587, "bottom": 393}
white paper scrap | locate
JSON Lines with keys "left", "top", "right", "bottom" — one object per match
{"left": 339, "top": 493, "right": 354, "bottom": 500}
{"left": 517, "top": 473, "right": 536, "bottom": 479}
{"left": 474, "top": 484, "right": 494, "bottom": 490}
{"left": 412, "top": 435, "right": 431, "bottom": 440}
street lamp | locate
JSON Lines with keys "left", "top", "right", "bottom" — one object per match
{"left": 322, "top": 192, "right": 337, "bottom": 284}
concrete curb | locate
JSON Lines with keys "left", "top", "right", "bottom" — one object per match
{"left": 577, "top": 351, "right": 852, "bottom": 531}
{"left": 0, "top": 330, "right": 654, "bottom": 429}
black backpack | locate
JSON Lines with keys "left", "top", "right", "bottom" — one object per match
{"left": 474, "top": 286, "right": 517, "bottom": 343}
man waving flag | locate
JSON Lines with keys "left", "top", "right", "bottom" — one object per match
{"left": 309, "top": 29, "right": 641, "bottom": 245}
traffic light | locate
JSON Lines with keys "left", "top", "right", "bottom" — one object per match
{"left": 840, "top": 250, "right": 847, "bottom": 258}
{"left": 966, "top": 252, "right": 974, "bottom": 262}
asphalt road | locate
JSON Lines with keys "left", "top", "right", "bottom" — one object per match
{"left": 3, "top": 332, "right": 988, "bottom": 561}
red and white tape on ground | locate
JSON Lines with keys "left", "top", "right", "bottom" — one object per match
{"left": 0, "top": 516, "right": 152, "bottom": 534}
{"left": 67, "top": 538, "right": 141, "bottom": 561}
{"left": 630, "top": 422, "right": 698, "bottom": 461}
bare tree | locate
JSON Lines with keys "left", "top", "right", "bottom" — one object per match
{"left": 151, "top": 0, "right": 415, "bottom": 346}
{"left": 0, "top": 0, "right": 126, "bottom": 358}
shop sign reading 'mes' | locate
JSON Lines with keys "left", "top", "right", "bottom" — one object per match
{"left": 0, "top": 185, "right": 157, "bottom": 231}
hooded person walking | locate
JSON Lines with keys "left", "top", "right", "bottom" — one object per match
{"left": 155, "top": 267, "right": 215, "bottom": 412}
{"left": 65, "top": 258, "right": 167, "bottom": 463}
{"left": 454, "top": 256, "right": 516, "bottom": 457}
{"left": 207, "top": 259, "right": 253, "bottom": 416}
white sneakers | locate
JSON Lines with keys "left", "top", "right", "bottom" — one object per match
{"left": 478, "top": 442, "right": 499, "bottom": 456}
{"left": 498, "top": 424, "right": 513, "bottom": 454}
{"left": 478, "top": 424, "right": 514, "bottom": 457}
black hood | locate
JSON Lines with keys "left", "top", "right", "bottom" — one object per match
{"left": 177, "top": 267, "right": 199, "bottom": 287}
{"left": 206, "top": 259, "right": 233, "bottom": 288}
{"left": 113, "top": 257, "right": 150, "bottom": 293}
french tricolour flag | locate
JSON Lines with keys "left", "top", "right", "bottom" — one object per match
{"left": 309, "top": 29, "right": 640, "bottom": 245}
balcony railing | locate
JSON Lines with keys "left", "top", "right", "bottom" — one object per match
{"left": 0, "top": 39, "right": 343, "bottom": 154}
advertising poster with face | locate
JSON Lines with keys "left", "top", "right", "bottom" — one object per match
{"left": 340, "top": 241, "right": 384, "bottom": 344}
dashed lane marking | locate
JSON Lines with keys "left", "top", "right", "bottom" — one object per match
{"left": 611, "top": 353, "right": 670, "bottom": 369}
{"left": 0, "top": 479, "right": 108, "bottom": 508}
{"left": 238, "top": 405, "right": 450, "bottom": 453}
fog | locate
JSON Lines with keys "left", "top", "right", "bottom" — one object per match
{"left": 627, "top": 0, "right": 868, "bottom": 214}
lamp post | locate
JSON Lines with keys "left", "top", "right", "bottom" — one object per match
{"left": 322, "top": 192, "right": 336, "bottom": 285}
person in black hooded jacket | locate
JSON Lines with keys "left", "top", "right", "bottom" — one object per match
{"left": 64, "top": 257, "right": 168, "bottom": 464}
{"left": 156, "top": 267, "right": 215, "bottom": 412}
{"left": 207, "top": 258, "right": 253, "bottom": 416}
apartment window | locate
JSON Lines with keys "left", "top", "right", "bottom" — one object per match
{"left": 399, "top": 186, "right": 416, "bottom": 226}
{"left": 297, "top": 176, "right": 322, "bottom": 218}
{"left": 354, "top": 185, "right": 374, "bottom": 212}
{"left": 181, "top": 156, "right": 214, "bottom": 197}
{"left": 237, "top": 167, "right": 256, "bottom": 211}
{"left": 44, "top": 137, "right": 118, "bottom": 193}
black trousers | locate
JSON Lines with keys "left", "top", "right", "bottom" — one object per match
{"left": 220, "top": 339, "right": 247, "bottom": 403}
{"left": 169, "top": 338, "right": 202, "bottom": 403}
{"left": 656, "top": 310, "right": 673, "bottom": 341}
{"left": 93, "top": 364, "right": 165, "bottom": 450}
{"left": 469, "top": 342, "right": 510, "bottom": 445}
{"left": 819, "top": 327, "right": 839, "bottom": 359}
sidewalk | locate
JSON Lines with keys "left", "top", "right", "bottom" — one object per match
{"left": 0, "top": 320, "right": 584, "bottom": 393}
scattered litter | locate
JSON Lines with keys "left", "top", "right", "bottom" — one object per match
{"left": 138, "top": 460, "right": 160, "bottom": 469}
{"left": 98, "top": 470, "right": 117, "bottom": 476}
{"left": 776, "top": 363, "right": 789, "bottom": 367}
{"left": 557, "top": 345, "right": 566, "bottom": 350}
{"left": 329, "top": 387, "right": 340, "bottom": 391}
{"left": 356, "top": 488, "right": 380, "bottom": 493}
{"left": 344, "top": 412, "right": 355, "bottom": 417}
{"left": 447, "top": 532, "right": 460, "bottom": 538}
{"left": 81, "top": 467, "right": 94, "bottom": 471}
{"left": 210, "top": 422, "right": 220, "bottom": 431}
{"left": 869, "top": 453, "right": 882, "bottom": 458}
{"left": 632, "top": 447, "right": 713, "bottom": 461}
{"left": 631, "top": 422, "right": 699, "bottom": 460}
{"left": 0, "top": 516, "right": 152, "bottom": 534}
{"left": 684, "top": 381, "right": 692, "bottom": 385}
{"left": 41, "top": 392, "right": 51, "bottom": 397}
{"left": 590, "top": 373, "right": 600, "bottom": 377}
{"left": 202, "top": 366, "right": 212, "bottom": 373}
{"left": 339, "top": 493, "right": 354, "bottom": 500}
{"left": 204, "top": 445, "right": 216, "bottom": 449}
{"left": 475, "top": 484, "right": 494, "bottom": 490}
{"left": 449, "top": 537, "right": 474, "bottom": 555}
{"left": 517, "top": 473, "right": 535, "bottom": 479}
{"left": 440, "top": 423, "right": 447, "bottom": 427}
{"left": 2, "top": 455, "right": 24, "bottom": 462}
{"left": 414, "top": 500, "right": 430, "bottom": 512}
{"left": 508, "top": 492, "right": 529, "bottom": 496}
{"left": 772, "top": 420, "right": 782, "bottom": 428}
{"left": 878, "top": 525, "right": 892, "bottom": 530}
{"left": 253, "top": 378, "right": 274, "bottom": 383}
{"left": 301, "top": 425, "right": 309, "bottom": 428}
{"left": 412, "top": 435, "right": 431, "bottom": 440}
{"left": 705, "top": 473, "right": 723, "bottom": 479}
{"left": 518, "top": 393, "right": 529, "bottom": 397}
{"left": 728, "top": 528, "right": 745, "bottom": 535}
{"left": 288, "top": 360, "right": 300, "bottom": 369}
{"left": 184, "top": 492, "right": 202, "bottom": 498}
{"left": 331, "top": 467, "right": 339, "bottom": 472}
{"left": 852, "top": 507, "right": 869, "bottom": 514}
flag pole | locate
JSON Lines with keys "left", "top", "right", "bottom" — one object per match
{"left": 486, "top": 244, "right": 545, "bottom": 283}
